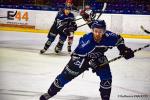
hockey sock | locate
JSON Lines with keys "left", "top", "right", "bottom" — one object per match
{"left": 44, "top": 40, "right": 52, "bottom": 50}
{"left": 67, "top": 36, "right": 73, "bottom": 52}
{"left": 55, "top": 40, "right": 64, "bottom": 53}
{"left": 99, "top": 79, "right": 112, "bottom": 100}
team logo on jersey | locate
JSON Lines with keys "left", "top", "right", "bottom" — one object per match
{"left": 81, "top": 40, "right": 90, "bottom": 48}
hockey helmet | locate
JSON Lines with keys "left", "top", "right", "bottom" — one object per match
{"left": 91, "top": 20, "right": 106, "bottom": 30}
{"left": 64, "top": 5, "right": 72, "bottom": 10}
{"left": 66, "top": 0, "right": 73, "bottom": 3}
{"left": 64, "top": 5, "right": 71, "bottom": 15}
{"left": 66, "top": 0, "right": 73, "bottom": 6}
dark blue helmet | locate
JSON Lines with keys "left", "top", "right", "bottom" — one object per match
{"left": 91, "top": 20, "right": 106, "bottom": 30}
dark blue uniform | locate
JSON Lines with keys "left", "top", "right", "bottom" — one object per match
{"left": 40, "top": 19, "right": 134, "bottom": 100}
{"left": 74, "top": 31, "right": 123, "bottom": 56}
{"left": 40, "top": 9, "right": 77, "bottom": 54}
{"left": 48, "top": 11, "right": 76, "bottom": 42}
{"left": 43, "top": 31, "right": 125, "bottom": 99}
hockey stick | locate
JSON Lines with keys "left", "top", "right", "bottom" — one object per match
{"left": 141, "top": 25, "right": 150, "bottom": 34}
{"left": 77, "top": 21, "right": 90, "bottom": 28}
{"left": 96, "top": 2, "right": 107, "bottom": 20}
{"left": 99, "top": 44, "right": 150, "bottom": 67}
{"left": 0, "top": 11, "right": 17, "bottom": 18}
{"left": 75, "top": 17, "right": 82, "bottom": 21}
{"left": 77, "top": 2, "right": 107, "bottom": 28}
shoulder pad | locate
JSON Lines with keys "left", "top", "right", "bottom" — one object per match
{"left": 82, "top": 33, "right": 88, "bottom": 37}
{"left": 105, "top": 30, "right": 117, "bottom": 37}
{"left": 81, "top": 32, "right": 92, "bottom": 40}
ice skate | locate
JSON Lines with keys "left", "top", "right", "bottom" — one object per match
{"left": 40, "top": 93, "right": 51, "bottom": 100}
{"left": 40, "top": 49, "right": 47, "bottom": 54}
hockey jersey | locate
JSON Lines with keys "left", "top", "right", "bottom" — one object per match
{"left": 73, "top": 31, "right": 124, "bottom": 58}
{"left": 56, "top": 11, "right": 75, "bottom": 28}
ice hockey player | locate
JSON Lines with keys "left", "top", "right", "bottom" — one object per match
{"left": 80, "top": 5, "right": 96, "bottom": 28}
{"left": 57, "top": 0, "right": 77, "bottom": 52}
{"left": 40, "top": 6, "right": 77, "bottom": 54}
{"left": 39, "top": 20, "right": 134, "bottom": 100}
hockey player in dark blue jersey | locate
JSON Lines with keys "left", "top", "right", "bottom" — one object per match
{"left": 57, "top": 0, "right": 78, "bottom": 53}
{"left": 40, "top": 6, "right": 77, "bottom": 54}
{"left": 40, "top": 20, "right": 134, "bottom": 100}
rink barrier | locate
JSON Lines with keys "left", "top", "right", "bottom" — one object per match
{"left": 0, "top": 26, "right": 150, "bottom": 39}
{"left": 0, "top": 23, "right": 35, "bottom": 28}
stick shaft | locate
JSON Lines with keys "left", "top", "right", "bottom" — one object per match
{"left": 99, "top": 44, "right": 150, "bottom": 67}
{"left": 97, "top": 3, "right": 107, "bottom": 20}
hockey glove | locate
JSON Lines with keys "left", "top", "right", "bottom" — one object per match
{"left": 119, "top": 47, "right": 134, "bottom": 59}
{"left": 88, "top": 56, "right": 108, "bottom": 68}
{"left": 80, "top": 10, "right": 90, "bottom": 21}
{"left": 68, "top": 27, "right": 76, "bottom": 32}
{"left": 63, "top": 28, "right": 71, "bottom": 35}
{"left": 63, "top": 27, "right": 76, "bottom": 35}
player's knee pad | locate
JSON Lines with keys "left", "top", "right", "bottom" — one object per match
{"left": 54, "top": 65, "right": 80, "bottom": 88}
{"left": 63, "top": 65, "right": 80, "bottom": 80}
{"left": 99, "top": 79, "right": 112, "bottom": 100}
{"left": 51, "top": 57, "right": 85, "bottom": 89}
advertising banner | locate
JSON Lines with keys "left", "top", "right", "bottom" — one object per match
{"left": 0, "top": 8, "right": 35, "bottom": 28}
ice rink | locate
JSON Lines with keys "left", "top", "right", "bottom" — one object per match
{"left": 0, "top": 31, "right": 150, "bottom": 100}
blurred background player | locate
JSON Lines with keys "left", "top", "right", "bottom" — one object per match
{"left": 65, "top": 0, "right": 76, "bottom": 52}
{"left": 40, "top": 6, "right": 77, "bottom": 54}
{"left": 53, "top": 0, "right": 76, "bottom": 53}
{"left": 39, "top": 20, "right": 134, "bottom": 100}
{"left": 80, "top": 5, "right": 96, "bottom": 28}
{"left": 64, "top": 0, "right": 79, "bottom": 52}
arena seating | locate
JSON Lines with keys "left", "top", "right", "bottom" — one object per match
{"left": 0, "top": 0, "right": 150, "bottom": 15}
